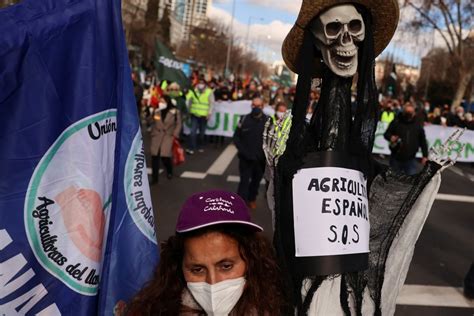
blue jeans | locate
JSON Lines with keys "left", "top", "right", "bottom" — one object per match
{"left": 189, "top": 115, "right": 207, "bottom": 151}
{"left": 390, "top": 157, "right": 419, "bottom": 176}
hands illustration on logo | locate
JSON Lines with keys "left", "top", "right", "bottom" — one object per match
{"left": 55, "top": 186, "right": 105, "bottom": 262}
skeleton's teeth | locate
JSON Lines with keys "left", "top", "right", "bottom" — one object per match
{"left": 337, "top": 61, "right": 352, "bottom": 68}
{"left": 335, "top": 50, "right": 356, "bottom": 57}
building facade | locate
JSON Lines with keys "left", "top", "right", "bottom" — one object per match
{"left": 161, "top": 0, "right": 211, "bottom": 47}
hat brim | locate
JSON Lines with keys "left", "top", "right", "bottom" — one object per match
{"left": 176, "top": 220, "right": 264, "bottom": 233}
{"left": 282, "top": 0, "right": 399, "bottom": 75}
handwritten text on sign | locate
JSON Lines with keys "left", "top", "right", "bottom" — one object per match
{"left": 292, "top": 167, "right": 370, "bottom": 257}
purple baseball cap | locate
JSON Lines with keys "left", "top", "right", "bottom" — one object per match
{"left": 176, "top": 190, "right": 263, "bottom": 233}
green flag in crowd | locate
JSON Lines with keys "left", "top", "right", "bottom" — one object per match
{"left": 155, "top": 39, "right": 191, "bottom": 89}
{"left": 278, "top": 66, "right": 293, "bottom": 87}
{"left": 271, "top": 66, "right": 293, "bottom": 87}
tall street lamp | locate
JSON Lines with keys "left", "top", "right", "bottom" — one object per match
{"left": 224, "top": 0, "right": 236, "bottom": 77}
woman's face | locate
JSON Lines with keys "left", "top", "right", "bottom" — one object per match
{"left": 182, "top": 232, "right": 246, "bottom": 285}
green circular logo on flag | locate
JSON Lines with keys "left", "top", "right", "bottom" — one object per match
{"left": 24, "top": 110, "right": 117, "bottom": 295}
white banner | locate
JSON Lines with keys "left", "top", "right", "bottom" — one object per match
{"left": 373, "top": 122, "right": 474, "bottom": 162}
{"left": 184, "top": 101, "right": 474, "bottom": 162}
{"left": 183, "top": 100, "right": 274, "bottom": 138}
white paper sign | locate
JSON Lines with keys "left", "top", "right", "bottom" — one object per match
{"left": 292, "top": 167, "right": 370, "bottom": 257}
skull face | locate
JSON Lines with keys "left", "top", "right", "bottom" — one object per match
{"left": 310, "top": 4, "right": 365, "bottom": 77}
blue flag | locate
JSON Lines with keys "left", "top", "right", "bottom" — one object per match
{"left": 0, "top": 0, "right": 158, "bottom": 314}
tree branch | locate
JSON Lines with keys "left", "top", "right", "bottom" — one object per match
{"left": 435, "top": 0, "right": 457, "bottom": 50}
{"left": 456, "top": 0, "right": 463, "bottom": 56}
{"left": 439, "top": 0, "right": 458, "bottom": 35}
{"left": 406, "top": 1, "right": 455, "bottom": 54}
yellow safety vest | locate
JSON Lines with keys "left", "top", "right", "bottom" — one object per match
{"left": 381, "top": 111, "right": 395, "bottom": 123}
{"left": 187, "top": 89, "right": 212, "bottom": 117}
{"left": 161, "top": 80, "right": 168, "bottom": 90}
{"left": 271, "top": 114, "right": 291, "bottom": 139}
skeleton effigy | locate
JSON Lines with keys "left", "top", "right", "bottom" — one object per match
{"left": 263, "top": 1, "right": 464, "bottom": 315}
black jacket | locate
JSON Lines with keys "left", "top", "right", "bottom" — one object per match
{"left": 384, "top": 114, "right": 429, "bottom": 161}
{"left": 233, "top": 113, "right": 267, "bottom": 161}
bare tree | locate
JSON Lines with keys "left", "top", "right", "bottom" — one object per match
{"left": 145, "top": 0, "right": 159, "bottom": 26}
{"left": 123, "top": 0, "right": 174, "bottom": 66}
{"left": 403, "top": 0, "right": 473, "bottom": 109}
{"left": 176, "top": 20, "right": 269, "bottom": 77}
{"left": 159, "top": 5, "right": 172, "bottom": 47}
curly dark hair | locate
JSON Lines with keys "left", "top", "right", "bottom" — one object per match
{"left": 127, "top": 224, "right": 287, "bottom": 315}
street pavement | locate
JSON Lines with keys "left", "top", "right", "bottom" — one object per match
{"left": 146, "top": 135, "right": 474, "bottom": 316}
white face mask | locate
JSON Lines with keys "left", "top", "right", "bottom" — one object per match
{"left": 197, "top": 83, "right": 206, "bottom": 91}
{"left": 187, "top": 277, "right": 246, "bottom": 316}
{"left": 158, "top": 102, "right": 167, "bottom": 111}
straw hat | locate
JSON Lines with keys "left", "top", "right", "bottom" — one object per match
{"left": 282, "top": 0, "right": 399, "bottom": 75}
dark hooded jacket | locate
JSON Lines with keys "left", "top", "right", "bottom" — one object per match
{"left": 384, "top": 113, "right": 429, "bottom": 161}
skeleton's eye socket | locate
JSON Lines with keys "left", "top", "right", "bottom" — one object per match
{"left": 325, "top": 22, "right": 342, "bottom": 36}
{"left": 349, "top": 20, "right": 362, "bottom": 33}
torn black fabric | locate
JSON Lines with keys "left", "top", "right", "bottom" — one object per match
{"left": 348, "top": 161, "right": 441, "bottom": 314}
{"left": 273, "top": 28, "right": 317, "bottom": 307}
{"left": 351, "top": 5, "right": 379, "bottom": 190}
{"left": 308, "top": 67, "right": 353, "bottom": 152}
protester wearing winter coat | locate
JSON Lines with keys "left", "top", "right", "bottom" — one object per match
{"left": 233, "top": 97, "right": 267, "bottom": 209}
{"left": 384, "top": 103, "right": 428, "bottom": 175}
{"left": 150, "top": 95, "right": 182, "bottom": 184}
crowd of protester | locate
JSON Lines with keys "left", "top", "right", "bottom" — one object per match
{"left": 134, "top": 69, "right": 473, "bottom": 130}
{"left": 379, "top": 96, "right": 474, "bottom": 130}
{"left": 131, "top": 68, "right": 473, "bottom": 185}
{"left": 132, "top": 67, "right": 473, "bottom": 182}
{"left": 132, "top": 71, "right": 298, "bottom": 113}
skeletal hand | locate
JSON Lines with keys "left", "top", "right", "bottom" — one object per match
{"left": 429, "top": 128, "right": 465, "bottom": 172}
{"left": 262, "top": 110, "right": 292, "bottom": 170}
{"left": 263, "top": 118, "right": 276, "bottom": 169}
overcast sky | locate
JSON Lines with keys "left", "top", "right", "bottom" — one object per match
{"left": 210, "top": 0, "right": 452, "bottom": 67}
